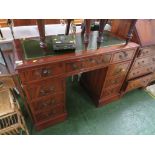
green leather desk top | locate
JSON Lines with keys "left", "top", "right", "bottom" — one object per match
{"left": 21, "top": 31, "right": 126, "bottom": 60}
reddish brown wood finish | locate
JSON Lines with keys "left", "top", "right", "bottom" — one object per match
{"left": 12, "top": 33, "right": 139, "bottom": 130}
{"left": 13, "top": 19, "right": 60, "bottom": 26}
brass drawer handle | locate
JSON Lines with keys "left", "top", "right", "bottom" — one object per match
{"left": 51, "top": 99, "right": 56, "bottom": 104}
{"left": 112, "top": 79, "right": 118, "bottom": 84}
{"left": 41, "top": 68, "right": 52, "bottom": 77}
{"left": 119, "top": 51, "right": 128, "bottom": 59}
{"left": 42, "top": 101, "right": 49, "bottom": 107}
{"left": 40, "top": 86, "right": 55, "bottom": 96}
{"left": 89, "top": 58, "right": 96, "bottom": 63}
{"left": 45, "top": 109, "right": 57, "bottom": 118}
{"left": 72, "top": 64, "right": 79, "bottom": 70}
{"left": 42, "top": 99, "right": 56, "bottom": 107}
{"left": 0, "top": 81, "right": 4, "bottom": 88}
{"left": 115, "top": 68, "right": 126, "bottom": 74}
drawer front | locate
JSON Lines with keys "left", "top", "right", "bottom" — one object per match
{"left": 126, "top": 74, "right": 152, "bottom": 92}
{"left": 102, "top": 85, "right": 121, "bottom": 98}
{"left": 128, "top": 65, "right": 155, "bottom": 80}
{"left": 150, "top": 72, "right": 155, "bottom": 82}
{"left": 138, "top": 46, "right": 155, "bottom": 58}
{"left": 19, "top": 63, "right": 65, "bottom": 83}
{"left": 104, "top": 76, "right": 125, "bottom": 88}
{"left": 0, "top": 76, "right": 15, "bottom": 92}
{"left": 24, "top": 78, "right": 65, "bottom": 101}
{"left": 112, "top": 49, "right": 135, "bottom": 63}
{"left": 30, "top": 93, "right": 64, "bottom": 112}
{"left": 66, "top": 54, "right": 111, "bottom": 73}
{"left": 107, "top": 62, "right": 130, "bottom": 77}
{"left": 34, "top": 105, "right": 65, "bottom": 122}
{"left": 133, "top": 56, "right": 155, "bottom": 69}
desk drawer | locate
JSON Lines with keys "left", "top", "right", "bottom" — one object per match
{"left": 128, "top": 64, "right": 155, "bottom": 80}
{"left": 112, "top": 49, "right": 135, "bottom": 63}
{"left": 126, "top": 74, "right": 152, "bottom": 92}
{"left": 24, "top": 78, "right": 65, "bottom": 101}
{"left": 30, "top": 93, "right": 65, "bottom": 112}
{"left": 102, "top": 85, "right": 121, "bottom": 98}
{"left": 107, "top": 62, "right": 130, "bottom": 77}
{"left": 34, "top": 105, "right": 65, "bottom": 122}
{"left": 133, "top": 56, "right": 155, "bottom": 69}
{"left": 66, "top": 54, "right": 111, "bottom": 73}
{"left": 19, "top": 62, "right": 65, "bottom": 83}
{"left": 138, "top": 46, "right": 155, "bottom": 58}
{"left": 104, "top": 76, "right": 125, "bottom": 88}
{"left": 0, "top": 76, "right": 15, "bottom": 92}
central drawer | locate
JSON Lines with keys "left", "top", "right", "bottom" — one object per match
{"left": 23, "top": 78, "right": 65, "bottom": 101}
{"left": 66, "top": 53, "right": 111, "bottom": 74}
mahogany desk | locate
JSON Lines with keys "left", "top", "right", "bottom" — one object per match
{"left": 6, "top": 31, "right": 139, "bottom": 130}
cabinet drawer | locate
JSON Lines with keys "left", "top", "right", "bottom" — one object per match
{"left": 66, "top": 54, "right": 111, "bottom": 73}
{"left": 126, "top": 74, "right": 152, "bottom": 92}
{"left": 24, "top": 78, "right": 65, "bottom": 101}
{"left": 30, "top": 93, "right": 64, "bottom": 112}
{"left": 0, "top": 75, "right": 15, "bottom": 92}
{"left": 128, "top": 65, "right": 155, "bottom": 80}
{"left": 34, "top": 105, "right": 65, "bottom": 122}
{"left": 107, "top": 62, "right": 130, "bottom": 77}
{"left": 112, "top": 49, "right": 135, "bottom": 63}
{"left": 19, "top": 63, "right": 65, "bottom": 83}
{"left": 104, "top": 76, "right": 125, "bottom": 88}
{"left": 150, "top": 72, "right": 155, "bottom": 82}
{"left": 138, "top": 46, "right": 155, "bottom": 58}
{"left": 133, "top": 56, "right": 155, "bottom": 69}
{"left": 102, "top": 85, "right": 121, "bottom": 98}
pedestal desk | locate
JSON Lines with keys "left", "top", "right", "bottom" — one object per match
{"left": 9, "top": 31, "right": 139, "bottom": 130}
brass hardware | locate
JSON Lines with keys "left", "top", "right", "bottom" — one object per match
{"left": 115, "top": 68, "right": 126, "bottom": 74}
{"left": 0, "top": 81, "right": 4, "bottom": 88}
{"left": 50, "top": 86, "right": 55, "bottom": 92}
{"left": 89, "top": 58, "right": 96, "bottom": 63}
{"left": 41, "top": 68, "right": 52, "bottom": 77}
{"left": 40, "top": 86, "right": 55, "bottom": 96}
{"left": 51, "top": 99, "right": 56, "bottom": 104}
{"left": 119, "top": 51, "right": 128, "bottom": 59}
{"left": 72, "top": 64, "right": 79, "bottom": 70}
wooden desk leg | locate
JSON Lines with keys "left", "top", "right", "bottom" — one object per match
{"left": 36, "top": 19, "right": 46, "bottom": 48}
{"left": 65, "top": 19, "right": 73, "bottom": 35}
{"left": 126, "top": 19, "right": 137, "bottom": 45}
{"left": 84, "top": 19, "right": 91, "bottom": 43}
{"left": 97, "top": 19, "right": 108, "bottom": 43}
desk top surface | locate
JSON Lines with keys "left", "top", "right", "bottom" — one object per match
{"left": 21, "top": 31, "right": 126, "bottom": 60}
{"left": 13, "top": 31, "right": 139, "bottom": 70}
